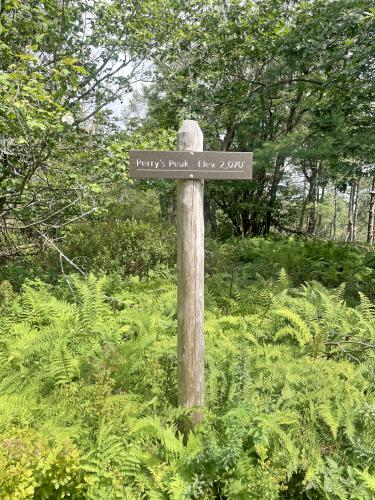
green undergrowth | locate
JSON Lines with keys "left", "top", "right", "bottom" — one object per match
{"left": 0, "top": 220, "right": 176, "bottom": 290}
{"left": 3, "top": 235, "right": 375, "bottom": 305}
{"left": 0, "top": 270, "right": 375, "bottom": 499}
{"left": 206, "top": 236, "right": 375, "bottom": 304}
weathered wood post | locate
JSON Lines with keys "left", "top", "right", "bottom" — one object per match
{"left": 129, "top": 123, "right": 252, "bottom": 432}
{"left": 176, "top": 120, "right": 205, "bottom": 421}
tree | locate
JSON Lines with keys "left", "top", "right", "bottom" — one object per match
{"left": 142, "top": 0, "right": 374, "bottom": 237}
{"left": 0, "top": 0, "right": 173, "bottom": 258}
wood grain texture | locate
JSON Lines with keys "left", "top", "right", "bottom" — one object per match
{"left": 176, "top": 120, "right": 205, "bottom": 415}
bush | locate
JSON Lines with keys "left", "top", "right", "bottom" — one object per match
{"left": 206, "top": 236, "right": 375, "bottom": 304}
{"left": 0, "top": 429, "right": 87, "bottom": 499}
{"left": 59, "top": 220, "right": 176, "bottom": 277}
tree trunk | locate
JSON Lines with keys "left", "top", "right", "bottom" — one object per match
{"left": 331, "top": 186, "right": 338, "bottom": 240}
{"left": 264, "top": 154, "right": 285, "bottom": 234}
{"left": 305, "top": 161, "right": 322, "bottom": 235}
{"left": 241, "top": 208, "right": 251, "bottom": 236}
{"left": 222, "top": 124, "right": 236, "bottom": 151}
{"left": 346, "top": 183, "right": 354, "bottom": 242}
{"left": 315, "top": 185, "right": 325, "bottom": 235}
{"left": 208, "top": 200, "right": 217, "bottom": 238}
{"left": 264, "top": 89, "right": 304, "bottom": 235}
{"left": 307, "top": 190, "right": 317, "bottom": 235}
{"left": 346, "top": 180, "right": 360, "bottom": 243}
{"left": 298, "top": 180, "right": 308, "bottom": 232}
{"left": 367, "top": 176, "right": 375, "bottom": 244}
{"left": 306, "top": 177, "right": 317, "bottom": 235}
{"left": 353, "top": 179, "right": 360, "bottom": 242}
{"left": 203, "top": 194, "right": 217, "bottom": 238}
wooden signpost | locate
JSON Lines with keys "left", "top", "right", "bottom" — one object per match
{"left": 129, "top": 120, "right": 253, "bottom": 423}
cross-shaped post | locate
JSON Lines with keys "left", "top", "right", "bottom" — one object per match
{"left": 129, "top": 120, "right": 253, "bottom": 424}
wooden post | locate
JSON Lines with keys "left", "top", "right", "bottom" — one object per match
{"left": 176, "top": 120, "right": 204, "bottom": 422}
{"left": 128, "top": 126, "right": 252, "bottom": 432}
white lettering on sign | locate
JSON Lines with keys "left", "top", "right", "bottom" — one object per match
{"left": 197, "top": 159, "right": 245, "bottom": 170}
{"left": 198, "top": 160, "right": 216, "bottom": 169}
{"left": 169, "top": 159, "right": 189, "bottom": 168}
{"left": 129, "top": 151, "right": 253, "bottom": 179}
{"left": 136, "top": 158, "right": 167, "bottom": 169}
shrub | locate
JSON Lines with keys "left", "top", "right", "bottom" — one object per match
{"left": 0, "top": 429, "right": 87, "bottom": 499}
{"left": 206, "top": 236, "right": 375, "bottom": 304}
{"left": 60, "top": 220, "right": 176, "bottom": 277}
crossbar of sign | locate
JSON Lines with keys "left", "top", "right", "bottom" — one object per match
{"left": 129, "top": 150, "right": 253, "bottom": 179}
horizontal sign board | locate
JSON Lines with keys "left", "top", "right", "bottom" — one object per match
{"left": 129, "top": 151, "right": 253, "bottom": 180}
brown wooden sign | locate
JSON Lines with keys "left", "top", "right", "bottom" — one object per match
{"left": 129, "top": 150, "right": 253, "bottom": 179}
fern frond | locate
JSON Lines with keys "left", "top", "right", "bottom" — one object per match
{"left": 49, "top": 342, "right": 78, "bottom": 386}
{"left": 276, "top": 268, "right": 289, "bottom": 292}
{"left": 318, "top": 404, "right": 339, "bottom": 439}
{"left": 356, "top": 469, "right": 375, "bottom": 492}
{"left": 357, "top": 293, "right": 375, "bottom": 322}
{"left": 131, "top": 417, "right": 183, "bottom": 455}
{"left": 165, "top": 474, "right": 190, "bottom": 500}
{"left": 273, "top": 308, "right": 313, "bottom": 346}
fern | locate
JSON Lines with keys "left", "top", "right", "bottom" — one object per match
{"left": 356, "top": 469, "right": 375, "bottom": 492}
{"left": 131, "top": 417, "right": 183, "bottom": 455}
{"left": 273, "top": 307, "right": 313, "bottom": 346}
{"left": 49, "top": 342, "right": 78, "bottom": 386}
{"left": 318, "top": 404, "right": 339, "bottom": 439}
{"left": 0, "top": 272, "right": 374, "bottom": 499}
{"left": 357, "top": 293, "right": 375, "bottom": 322}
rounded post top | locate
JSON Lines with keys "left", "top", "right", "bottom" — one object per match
{"left": 177, "top": 120, "right": 203, "bottom": 152}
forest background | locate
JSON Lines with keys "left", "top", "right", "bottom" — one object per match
{"left": 0, "top": 0, "right": 375, "bottom": 498}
